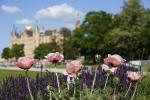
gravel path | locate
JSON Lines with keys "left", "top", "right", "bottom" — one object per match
{"left": 0, "top": 66, "right": 66, "bottom": 74}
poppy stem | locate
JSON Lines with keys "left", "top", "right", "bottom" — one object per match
{"left": 55, "top": 63, "right": 61, "bottom": 99}
{"left": 90, "top": 69, "right": 97, "bottom": 96}
{"left": 67, "top": 76, "right": 70, "bottom": 90}
{"left": 49, "top": 90, "right": 52, "bottom": 100}
{"left": 130, "top": 82, "right": 138, "bottom": 100}
{"left": 124, "top": 82, "right": 132, "bottom": 98}
{"left": 26, "top": 69, "right": 33, "bottom": 100}
{"left": 104, "top": 74, "right": 109, "bottom": 90}
{"left": 67, "top": 83, "right": 70, "bottom": 90}
{"left": 113, "top": 87, "right": 116, "bottom": 100}
{"left": 73, "top": 83, "right": 76, "bottom": 98}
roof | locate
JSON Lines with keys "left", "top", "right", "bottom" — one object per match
{"left": 44, "top": 30, "right": 53, "bottom": 36}
{"left": 26, "top": 30, "right": 33, "bottom": 36}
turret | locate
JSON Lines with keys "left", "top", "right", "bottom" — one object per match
{"left": 24, "top": 25, "right": 33, "bottom": 37}
{"left": 75, "top": 12, "right": 80, "bottom": 28}
{"left": 35, "top": 25, "right": 40, "bottom": 32}
{"left": 25, "top": 25, "right": 32, "bottom": 31}
{"left": 11, "top": 24, "right": 17, "bottom": 37}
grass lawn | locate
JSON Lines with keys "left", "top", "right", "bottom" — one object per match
{"left": 143, "top": 66, "right": 150, "bottom": 72}
{"left": 46, "top": 63, "right": 66, "bottom": 68}
{"left": 46, "top": 63, "right": 99, "bottom": 68}
{"left": 0, "top": 69, "right": 40, "bottom": 82}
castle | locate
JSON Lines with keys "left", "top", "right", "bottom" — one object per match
{"left": 10, "top": 13, "right": 80, "bottom": 58}
{"left": 10, "top": 21, "right": 80, "bottom": 57}
{"left": 11, "top": 25, "right": 66, "bottom": 57}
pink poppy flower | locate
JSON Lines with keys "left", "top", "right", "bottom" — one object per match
{"left": 16, "top": 57, "right": 36, "bottom": 69}
{"left": 109, "top": 67, "right": 118, "bottom": 74}
{"left": 104, "top": 54, "right": 126, "bottom": 66}
{"left": 101, "top": 64, "right": 118, "bottom": 74}
{"left": 101, "top": 64, "right": 110, "bottom": 72}
{"left": 45, "top": 52, "right": 64, "bottom": 63}
{"left": 66, "top": 60, "right": 83, "bottom": 76}
{"left": 127, "top": 71, "right": 142, "bottom": 81}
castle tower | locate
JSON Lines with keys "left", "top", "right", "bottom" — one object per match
{"left": 34, "top": 25, "right": 40, "bottom": 47}
{"left": 11, "top": 24, "right": 18, "bottom": 47}
{"left": 11, "top": 24, "right": 17, "bottom": 37}
{"left": 75, "top": 12, "right": 80, "bottom": 28}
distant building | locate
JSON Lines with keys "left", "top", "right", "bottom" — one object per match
{"left": 11, "top": 25, "right": 65, "bottom": 57}
{"left": 10, "top": 13, "right": 80, "bottom": 57}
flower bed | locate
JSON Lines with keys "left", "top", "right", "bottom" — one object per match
{"left": 0, "top": 53, "right": 148, "bottom": 100}
{"left": 0, "top": 66, "right": 149, "bottom": 100}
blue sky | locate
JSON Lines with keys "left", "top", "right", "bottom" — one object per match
{"left": 0, "top": 0, "right": 150, "bottom": 54}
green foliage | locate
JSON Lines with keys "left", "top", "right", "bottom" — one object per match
{"left": 11, "top": 44, "right": 24, "bottom": 60}
{"left": 116, "top": 0, "right": 148, "bottom": 59}
{"left": 61, "top": 27, "right": 71, "bottom": 38}
{"left": 143, "top": 66, "right": 150, "bottom": 72}
{"left": 141, "top": 9, "right": 150, "bottom": 59}
{"left": 121, "top": 0, "right": 146, "bottom": 32}
{"left": 71, "top": 0, "right": 150, "bottom": 61}
{"left": 1, "top": 44, "right": 24, "bottom": 60}
{"left": 34, "top": 42, "right": 61, "bottom": 59}
{"left": 72, "top": 11, "right": 113, "bottom": 63}
{"left": 134, "top": 75, "right": 150, "bottom": 99}
{"left": 60, "top": 27, "right": 77, "bottom": 59}
{"left": 108, "top": 0, "right": 149, "bottom": 60}
{"left": 1, "top": 47, "right": 12, "bottom": 59}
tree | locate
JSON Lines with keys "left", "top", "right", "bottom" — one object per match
{"left": 103, "top": 28, "right": 134, "bottom": 60}
{"left": 11, "top": 44, "right": 24, "bottom": 60}
{"left": 34, "top": 42, "right": 61, "bottom": 59}
{"left": 120, "top": 0, "right": 147, "bottom": 59}
{"left": 1, "top": 47, "right": 12, "bottom": 60}
{"left": 140, "top": 9, "right": 150, "bottom": 59}
{"left": 72, "top": 11, "right": 113, "bottom": 63}
{"left": 120, "top": 0, "right": 146, "bottom": 32}
{"left": 108, "top": 0, "right": 148, "bottom": 60}
{"left": 60, "top": 27, "right": 72, "bottom": 59}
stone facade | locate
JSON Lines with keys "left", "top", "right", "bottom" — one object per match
{"left": 11, "top": 25, "right": 64, "bottom": 57}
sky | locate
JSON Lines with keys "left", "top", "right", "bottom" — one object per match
{"left": 0, "top": 0, "right": 150, "bottom": 54}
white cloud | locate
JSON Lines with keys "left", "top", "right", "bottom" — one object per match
{"left": 1, "top": 5, "right": 22, "bottom": 14}
{"left": 34, "top": 3, "right": 82, "bottom": 22}
{"left": 16, "top": 19, "right": 32, "bottom": 25}
{"left": 65, "top": 23, "right": 75, "bottom": 30}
